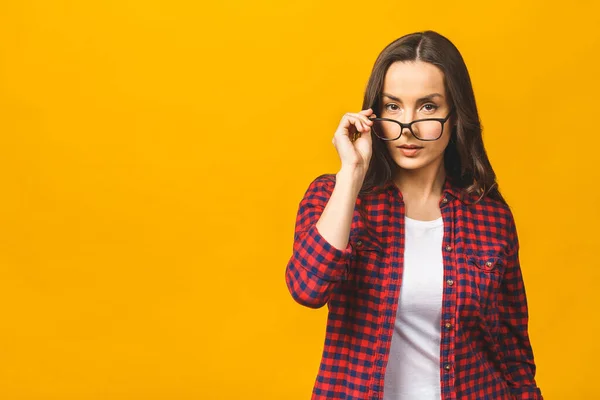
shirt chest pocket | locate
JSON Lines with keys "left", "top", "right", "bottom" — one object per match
{"left": 465, "top": 255, "right": 505, "bottom": 318}
{"left": 468, "top": 255, "right": 504, "bottom": 274}
{"left": 347, "top": 233, "right": 384, "bottom": 291}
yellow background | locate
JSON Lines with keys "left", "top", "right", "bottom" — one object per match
{"left": 0, "top": 0, "right": 598, "bottom": 399}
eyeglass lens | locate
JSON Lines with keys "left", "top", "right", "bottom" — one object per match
{"left": 371, "top": 120, "right": 442, "bottom": 140}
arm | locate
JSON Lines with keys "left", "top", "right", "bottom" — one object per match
{"left": 285, "top": 171, "right": 363, "bottom": 309}
{"left": 498, "top": 211, "right": 543, "bottom": 399}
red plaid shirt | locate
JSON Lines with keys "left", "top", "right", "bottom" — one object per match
{"left": 285, "top": 174, "right": 542, "bottom": 399}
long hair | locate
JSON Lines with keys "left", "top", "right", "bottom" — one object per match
{"left": 359, "top": 31, "right": 505, "bottom": 205}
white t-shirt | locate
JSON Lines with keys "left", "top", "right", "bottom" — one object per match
{"left": 383, "top": 216, "right": 444, "bottom": 400}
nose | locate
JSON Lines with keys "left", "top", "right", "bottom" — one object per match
{"left": 398, "top": 109, "right": 418, "bottom": 138}
{"left": 399, "top": 114, "right": 412, "bottom": 125}
{"left": 399, "top": 120, "right": 416, "bottom": 139}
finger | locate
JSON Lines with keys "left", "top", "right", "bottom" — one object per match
{"left": 339, "top": 113, "right": 356, "bottom": 132}
{"left": 359, "top": 118, "right": 371, "bottom": 131}
{"left": 343, "top": 115, "right": 362, "bottom": 134}
{"left": 350, "top": 117, "right": 362, "bottom": 133}
{"left": 338, "top": 113, "right": 369, "bottom": 139}
{"left": 350, "top": 114, "right": 369, "bottom": 132}
{"left": 355, "top": 112, "right": 373, "bottom": 127}
{"left": 356, "top": 118, "right": 368, "bottom": 133}
{"left": 359, "top": 109, "right": 375, "bottom": 123}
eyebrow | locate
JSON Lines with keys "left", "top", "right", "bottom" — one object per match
{"left": 382, "top": 92, "right": 444, "bottom": 103}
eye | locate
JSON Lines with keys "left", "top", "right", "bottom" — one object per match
{"left": 421, "top": 103, "right": 439, "bottom": 112}
{"left": 384, "top": 103, "right": 400, "bottom": 112}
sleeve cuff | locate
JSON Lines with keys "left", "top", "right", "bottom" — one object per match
{"left": 510, "top": 386, "right": 543, "bottom": 399}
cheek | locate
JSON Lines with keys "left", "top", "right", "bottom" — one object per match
{"left": 431, "top": 123, "right": 453, "bottom": 154}
{"left": 422, "top": 143, "right": 449, "bottom": 161}
{"left": 433, "top": 132, "right": 452, "bottom": 153}
{"left": 385, "top": 142, "right": 398, "bottom": 156}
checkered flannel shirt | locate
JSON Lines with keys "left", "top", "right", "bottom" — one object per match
{"left": 285, "top": 174, "right": 542, "bottom": 399}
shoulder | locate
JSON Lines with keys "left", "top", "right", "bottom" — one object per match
{"left": 304, "top": 173, "right": 386, "bottom": 202}
{"left": 298, "top": 174, "right": 337, "bottom": 203}
{"left": 470, "top": 195, "right": 519, "bottom": 250}
{"left": 477, "top": 195, "right": 516, "bottom": 225}
{"left": 306, "top": 173, "right": 336, "bottom": 192}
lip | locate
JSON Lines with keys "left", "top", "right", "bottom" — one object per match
{"left": 398, "top": 146, "right": 422, "bottom": 157}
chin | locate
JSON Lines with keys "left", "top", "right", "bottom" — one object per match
{"left": 392, "top": 156, "right": 431, "bottom": 170}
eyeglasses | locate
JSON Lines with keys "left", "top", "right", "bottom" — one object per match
{"left": 368, "top": 108, "right": 455, "bottom": 141}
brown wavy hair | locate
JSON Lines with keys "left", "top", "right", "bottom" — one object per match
{"left": 359, "top": 31, "right": 505, "bottom": 205}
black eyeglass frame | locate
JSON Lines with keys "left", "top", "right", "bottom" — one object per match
{"left": 367, "top": 108, "right": 456, "bottom": 141}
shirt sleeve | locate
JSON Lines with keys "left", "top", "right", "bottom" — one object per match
{"left": 498, "top": 210, "right": 543, "bottom": 399}
{"left": 284, "top": 175, "right": 354, "bottom": 309}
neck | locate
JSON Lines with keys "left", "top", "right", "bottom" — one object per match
{"left": 393, "top": 162, "right": 447, "bottom": 202}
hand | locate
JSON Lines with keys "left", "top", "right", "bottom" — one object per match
{"left": 332, "top": 108, "right": 376, "bottom": 177}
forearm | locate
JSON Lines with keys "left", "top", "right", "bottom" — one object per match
{"left": 315, "top": 168, "right": 363, "bottom": 250}
{"left": 285, "top": 172, "right": 363, "bottom": 308}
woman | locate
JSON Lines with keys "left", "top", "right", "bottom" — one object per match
{"left": 285, "top": 31, "right": 542, "bottom": 399}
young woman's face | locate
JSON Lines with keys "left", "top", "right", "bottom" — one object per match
{"left": 378, "top": 60, "right": 453, "bottom": 173}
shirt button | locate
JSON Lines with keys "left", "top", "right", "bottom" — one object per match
{"left": 445, "top": 245, "right": 453, "bottom": 252}
{"left": 356, "top": 240, "right": 363, "bottom": 247}
{"left": 442, "top": 197, "right": 448, "bottom": 203}
{"left": 486, "top": 261, "right": 493, "bottom": 267}
{"left": 447, "top": 279, "right": 454, "bottom": 286}
{"left": 444, "top": 364, "right": 451, "bottom": 371}
{"left": 445, "top": 322, "right": 452, "bottom": 329}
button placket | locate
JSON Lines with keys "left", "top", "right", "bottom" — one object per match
{"left": 439, "top": 197, "right": 457, "bottom": 391}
